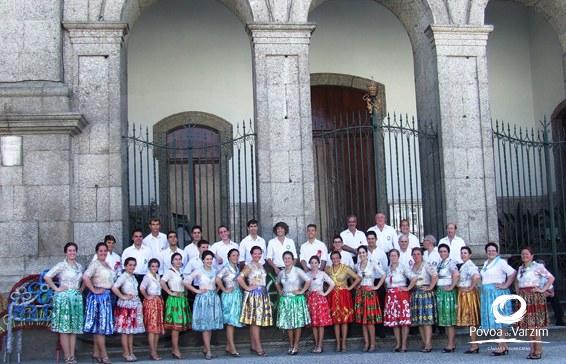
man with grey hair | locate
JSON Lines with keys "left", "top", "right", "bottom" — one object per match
{"left": 422, "top": 234, "right": 441, "bottom": 268}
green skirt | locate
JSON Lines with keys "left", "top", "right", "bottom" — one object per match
{"left": 51, "top": 289, "right": 84, "bottom": 334}
{"left": 277, "top": 294, "right": 311, "bottom": 330}
{"left": 436, "top": 288, "right": 457, "bottom": 327}
{"left": 164, "top": 295, "right": 191, "bottom": 331}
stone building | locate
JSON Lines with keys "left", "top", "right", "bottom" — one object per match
{"left": 1, "top": 0, "right": 565, "bottom": 293}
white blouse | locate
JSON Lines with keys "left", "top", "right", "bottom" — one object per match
{"left": 84, "top": 259, "right": 114, "bottom": 289}
{"left": 517, "top": 262, "right": 552, "bottom": 288}
{"left": 355, "top": 260, "right": 385, "bottom": 286}
{"left": 308, "top": 270, "right": 333, "bottom": 293}
{"left": 140, "top": 273, "right": 162, "bottom": 296}
{"left": 385, "top": 263, "right": 413, "bottom": 288}
{"left": 113, "top": 272, "right": 139, "bottom": 296}
{"left": 161, "top": 268, "right": 185, "bottom": 292}
{"left": 216, "top": 264, "right": 240, "bottom": 290}
{"left": 458, "top": 260, "right": 480, "bottom": 288}
{"left": 45, "top": 260, "right": 83, "bottom": 290}
{"left": 437, "top": 258, "right": 459, "bottom": 286}
{"left": 480, "top": 257, "right": 515, "bottom": 285}
{"left": 277, "top": 267, "right": 310, "bottom": 296}
{"left": 185, "top": 267, "right": 217, "bottom": 291}
{"left": 411, "top": 261, "right": 437, "bottom": 287}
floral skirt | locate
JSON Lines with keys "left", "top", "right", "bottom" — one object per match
{"left": 517, "top": 287, "right": 548, "bottom": 329}
{"left": 84, "top": 290, "right": 114, "bottom": 335}
{"left": 143, "top": 296, "right": 164, "bottom": 334}
{"left": 410, "top": 287, "right": 436, "bottom": 326}
{"left": 115, "top": 297, "right": 145, "bottom": 334}
{"left": 164, "top": 295, "right": 191, "bottom": 331}
{"left": 192, "top": 291, "right": 223, "bottom": 331}
{"left": 327, "top": 288, "right": 354, "bottom": 324}
{"left": 480, "top": 284, "right": 511, "bottom": 330}
{"left": 384, "top": 288, "right": 411, "bottom": 327}
{"left": 240, "top": 287, "right": 273, "bottom": 327}
{"left": 277, "top": 294, "right": 311, "bottom": 329}
{"left": 306, "top": 291, "right": 333, "bottom": 327}
{"left": 51, "top": 289, "right": 84, "bottom": 334}
{"left": 457, "top": 288, "right": 480, "bottom": 327}
{"left": 354, "top": 287, "right": 382, "bottom": 324}
{"left": 221, "top": 288, "right": 243, "bottom": 327}
{"left": 436, "top": 287, "right": 457, "bottom": 327}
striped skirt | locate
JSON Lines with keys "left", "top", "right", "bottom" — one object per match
{"left": 51, "top": 289, "right": 84, "bottom": 334}
{"left": 164, "top": 295, "right": 191, "bottom": 331}
{"left": 84, "top": 289, "right": 114, "bottom": 335}
{"left": 327, "top": 288, "right": 354, "bottom": 324}
{"left": 384, "top": 288, "right": 411, "bottom": 327}
{"left": 410, "top": 287, "right": 436, "bottom": 326}
{"left": 436, "top": 287, "right": 457, "bottom": 326}
{"left": 240, "top": 287, "right": 273, "bottom": 327}
{"left": 517, "top": 287, "right": 548, "bottom": 329}
{"left": 480, "top": 284, "right": 511, "bottom": 330}
{"left": 457, "top": 288, "right": 480, "bottom": 327}
{"left": 143, "top": 296, "right": 165, "bottom": 334}
{"left": 354, "top": 287, "right": 382, "bottom": 324}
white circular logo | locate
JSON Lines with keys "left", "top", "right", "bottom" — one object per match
{"left": 492, "top": 294, "right": 527, "bottom": 325}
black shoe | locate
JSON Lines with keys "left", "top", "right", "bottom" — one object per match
{"left": 442, "top": 348, "right": 455, "bottom": 353}
{"left": 464, "top": 348, "right": 480, "bottom": 354}
{"left": 491, "top": 349, "right": 509, "bottom": 356}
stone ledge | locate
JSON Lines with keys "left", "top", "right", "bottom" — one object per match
{"left": 62, "top": 21, "right": 129, "bottom": 44}
{"left": 0, "top": 113, "right": 88, "bottom": 135}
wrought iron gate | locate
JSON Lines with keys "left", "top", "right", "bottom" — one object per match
{"left": 493, "top": 119, "right": 566, "bottom": 287}
{"left": 125, "top": 121, "right": 257, "bottom": 243}
{"left": 313, "top": 112, "right": 443, "bottom": 242}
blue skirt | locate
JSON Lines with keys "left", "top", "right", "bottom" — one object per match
{"left": 84, "top": 289, "right": 114, "bottom": 335}
{"left": 221, "top": 288, "right": 243, "bottom": 327}
{"left": 192, "top": 291, "right": 223, "bottom": 331}
{"left": 410, "top": 288, "right": 436, "bottom": 326}
{"left": 480, "top": 284, "right": 511, "bottom": 330}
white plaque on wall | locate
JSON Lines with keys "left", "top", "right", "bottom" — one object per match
{"left": 1, "top": 136, "right": 23, "bottom": 166}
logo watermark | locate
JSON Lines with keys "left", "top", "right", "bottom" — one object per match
{"left": 469, "top": 294, "right": 549, "bottom": 345}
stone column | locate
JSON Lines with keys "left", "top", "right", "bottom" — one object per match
{"left": 247, "top": 24, "right": 316, "bottom": 243}
{"left": 425, "top": 25, "right": 499, "bottom": 247}
{"left": 63, "top": 22, "right": 129, "bottom": 253}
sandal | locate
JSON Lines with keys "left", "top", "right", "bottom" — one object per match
{"left": 101, "top": 358, "right": 112, "bottom": 364}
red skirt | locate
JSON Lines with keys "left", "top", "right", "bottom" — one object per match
{"left": 354, "top": 287, "right": 382, "bottom": 324}
{"left": 307, "top": 291, "right": 333, "bottom": 327}
{"left": 143, "top": 296, "right": 165, "bottom": 334}
{"left": 384, "top": 288, "right": 411, "bottom": 327}
{"left": 517, "top": 287, "right": 548, "bottom": 329}
{"left": 327, "top": 287, "right": 354, "bottom": 324}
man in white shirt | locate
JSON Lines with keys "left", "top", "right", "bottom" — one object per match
{"left": 397, "top": 234, "right": 415, "bottom": 268}
{"left": 143, "top": 218, "right": 168, "bottom": 258}
{"left": 366, "top": 231, "right": 388, "bottom": 271}
{"left": 239, "top": 219, "right": 266, "bottom": 268}
{"left": 367, "top": 212, "right": 397, "bottom": 252}
{"left": 423, "top": 234, "right": 441, "bottom": 268}
{"left": 122, "top": 228, "right": 153, "bottom": 283}
{"left": 210, "top": 225, "right": 238, "bottom": 269}
{"left": 91, "top": 234, "right": 122, "bottom": 274}
{"left": 339, "top": 215, "right": 368, "bottom": 256}
{"left": 267, "top": 221, "right": 297, "bottom": 274}
{"left": 160, "top": 231, "right": 187, "bottom": 274}
{"left": 395, "top": 219, "right": 420, "bottom": 251}
{"left": 438, "top": 223, "right": 466, "bottom": 264}
{"left": 327, "top": 235, "right": 354, "bottom": 268}
{"left": 300, "top": 224, "right": 329, "bottom": 271}
{"left": 183, "top": 225, "right": 203, "bottom": 261}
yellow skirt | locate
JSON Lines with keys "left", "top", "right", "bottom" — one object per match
{"left": 457, "top": 288, "right": 480, "bottom": 327}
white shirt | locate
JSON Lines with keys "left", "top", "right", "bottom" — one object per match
{"left": 92, "top": 251, "right": 122, "bottom": 273}
{"left": 398, "top": 248, "right": 415, "bottom": 268}
{"left": 210, "top": 240, "right": 239, "bottom": 269}
{"left": 267, "top": 237, "right": 297, "bottom": 268}
{"left": 339, "top": 229, "right": 368, "bottom": 255}
{"left": 160, "top": 247, "right": 187, "bottom": 275}
{"left": 239, "top": 235, "right": 267, "bottom": 264}
{"left": 299, "top": 239, "right": 329, "bottom": 268}
{"left": 438, "top": 235, "right": 466, "bottom": 263}
{"left": 327, "top": 250, "right": 354, "bottom": 268}
{"left": 184, "top": 242, "right": 200, "bottom": 261}
{"left": 394, "top": 233, "right": 420, "bottom": 251}
{"left": 367, "top": 224, "right": 397, "bottom": 252}
{"left": 122, "top": 244, "right": 153, "bottom": 275}
{"left": 480, "top": 257, "right": 515, "bottom": 285}
{"left": 143, "top": 232, "right": 168, "bottom": 258}
{"left": 423, "top": 248, "right": 441, "bottom": 268}
{"left": 368, "top": 247, "right": 388, "bottom": 273}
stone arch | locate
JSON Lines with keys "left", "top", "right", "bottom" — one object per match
{"left": 551, "top": 99, "right": 566, "bottom": 122}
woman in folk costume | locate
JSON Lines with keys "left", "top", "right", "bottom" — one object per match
{"left": 435, "top": 244, "right": 460, "bottom": 353}
{"left": 306, "top": 255, "right": 335, "bottom": 353}
{"left": 457, "top": 246, "right": 481, "bottom": 354}
{"left": 140, "top": 258, "right": 164, "bottom": 360}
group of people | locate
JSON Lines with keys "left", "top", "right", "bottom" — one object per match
{"left": 44, "top": 215, "right": 557, "bottom": 364}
